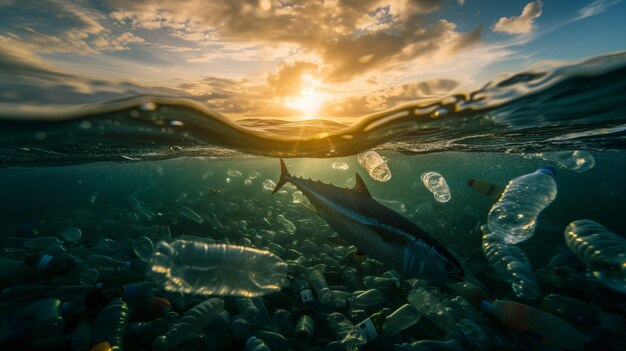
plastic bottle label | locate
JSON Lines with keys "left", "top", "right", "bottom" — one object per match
{"left": 300, "top": 288, "right": 314, "bottom": 303}
{"left": 357, "top": 318, "right": 378, "bottom": 341}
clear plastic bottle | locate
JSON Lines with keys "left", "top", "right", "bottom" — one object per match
{"left": 178, "top": 206, "right": 204, "bottom": 224}
{"left": 487, "top": 166, "right": 557, "bottom": 244}
{"left": 147, "top": 240, "right": 288, "bottom": 296}
{"left": 457, "top": 319, "right": 490, "bottom": 350}
{"left": 357, "top": 151, "right": 391, "bottom": 182}
{"left": 132, "top": 236, "right": 154, "bottom": 263}
{"left": 362, "top": 276, "right": 400, "bottom": 290}
{"left": 356, "top": 311, "right": 385, "bottom": 341}
{"left": 62, "top": 226, "right": 82, "bottom": 242}
{"left": 26, "top": 298, "right": 64, "bottom": 339}
{"left": 382, "top": 304, "right": 421, "bottom": 337}
{"left": 276, "top": 214, "right": 297, "bottom": 235}
{"left": 308, "top": 269, "right": 332, "bottom": 304}
{"left": 230, "top": 314, "right": 251, "bottom": 341}
{"left": 564, "top": 219, "right": 626, "bottom": 293}
{"left": 351, "top": 289, "right": 385, "bottom": 308}
{"left": 421, "top": 172, "right": 451, "bottom": 203}
{"left": 481, "top": 299, "right": 585, "bottom": 351}
{"left": 92, "top": 298, "right": 129, "bottom": 349}
{"left": 235, "top": 297, "right": 261, "bottom": 325}
{"left": 24, "top": 236, "right": 62, "bottom": 251}
{"left": 466, "top": 178, "right": 503, "bottom": 201}
{"left": 327, "top": 312, "right": 367, "bottom": 351}
{"left": 152, "top": 298, "right": 224, "bottom": 351}
{"left": 482, "top": 229, "right": 541, "bottom": 300}
{"left": 540, "top": 150, "right": 595, "bottom": 173}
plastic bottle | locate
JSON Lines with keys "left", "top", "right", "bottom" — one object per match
{"left": 327, "top": 312, "right": 367, "bottom": 351}
{"left": 147, "top": 240, "right": 288, "bottom": 296}
{"left": 24, "top": 236, "right": 62, "bottom": 251}
{"left": 235, "top": 297, "right": 262, "bottom": 325}
{"left": 92, "top": 298, "right": 129, "bottom": 349}
{"left": 457, "top": 319, "right": 490, "bottom": 350}
{"left": 294, "top": 315, "right": 314, "bottom": 346}
{"left": 276, "top": 214, "right": 297, "bottom": 235}
{"left": 466, "top": 178, "right": 503, "bottom": 201}
{"left": 482, "top": 229, "right": 541, "bottom": 300}
{"left": 26, "top": 298, "right": 64, "bottom": 339}
{"left": 362, "top": 276, "right": 400, "bottom": 290}
{"left": 178, "top": 206, "right": 204, "bottom": 224}
{"left": 23, "top": 253, "right": 75, "bottom": 276}
{"left": 487, "top": 166, "right": 557, "bottom": 244}
{"left": 351, "top": 289, "right": 385, "bottom": 308}
{"left": 407, "top": 288, "right": 458, "bottom": 336}
{"left": 85, "top": 254, "right": 131, "bottom": 270}
{"left": 357, "top": 151, "right": 391, "bottom": 182}
{"left": 132, "top": 236, "right": 154, "bottom": 263}
{"left": 356, "top": 311, "right": 385, "bottom": 341}
{"left": 308, "top": 269, "right": 332, "bottom": 304}
{"left": 230, "top": 314, "right": 251, "bottom": 341}
{"left": 564, "top": 219, "right": 626, "bottom": 293}
{"left": 382, "top": 304, "right": 421, "bottom": 337}
{"left": 421, "top": 172, "right": 451, "bottom": 203}
{"left": 152, "top": 298, "right": 224, "bottom": 351}
{"left": 246, "top": 336, "right": 270, "bottom": 351}
{"left": 71, "top": 320, "right": 92, "bottom": 351}
{"left": 481, "top": 299, "right": 585, "bottom": 351}
{"left": 540, "top": 150, "right": 595, "bottom": 172}
{"left": 62, "top": 226, "right": 82, "bottom": 242}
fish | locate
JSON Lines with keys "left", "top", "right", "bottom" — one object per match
{"left": 272, "top": 159, "right": 464, "bottom": 283}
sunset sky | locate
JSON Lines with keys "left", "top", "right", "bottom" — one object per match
{"left": 1, "top": 0, "right": 624, "bottom": 118}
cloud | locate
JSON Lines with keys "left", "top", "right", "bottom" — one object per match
{"left": 267, "top": 61, "right": 319, "bottom": 97}
{"left": 319, "top": 78, "right": 459, "bottom": 116}
{"left": 493, "top": 1, "right": 543, "bottom": 35}
{"left": 107, "top": 0, "right": 480, "bottom": 82}
{"left": 576, "top": 0, "right": 623, "bottom": 20}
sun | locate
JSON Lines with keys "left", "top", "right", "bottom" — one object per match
{"left": 284, "top": 74, "right": 329, "bottom": 119}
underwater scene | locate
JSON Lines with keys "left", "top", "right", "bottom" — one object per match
{"left": 1, "top": 1, "right": 626, "bottom": 351}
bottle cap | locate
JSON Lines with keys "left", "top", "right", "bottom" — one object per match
{"left": 537, "top": 165, "right": 557, "bottom": 178}
{"left": 480, "top": 300, "right": 490, "bottom": 312}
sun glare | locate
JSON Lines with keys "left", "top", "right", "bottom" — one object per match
{"left": 284, "top": 74, "right": 329, "bottom": 119}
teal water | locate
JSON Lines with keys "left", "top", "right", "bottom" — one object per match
{"left": 1, "top": 53, "right": 625, "bottom": 350}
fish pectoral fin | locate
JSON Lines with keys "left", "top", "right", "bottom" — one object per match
{"left": 299, "top": 202, "right": 320, "bottom": 216}
{"left": 366, "top": 225, "right": 406, "bottom": 246}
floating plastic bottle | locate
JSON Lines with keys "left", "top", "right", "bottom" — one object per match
{"left": 276, "top": 214, "right": 297, "bottom": 235}
{"left": 308, "top": 269, "right": 332, "bottom": 304}
{"left": 92, "top": 298, "right": 129, "bottom": 350}
{"left": 541, "top": 150, "right": 595, "bottom": 172}
{"left": 327, "top": 312, "right": 367, "bottom": 351}
{"left": 152, "top": 298, "right": 224, "bottom": 351}
{"left": 382, "top": 304, "right": 421, "bottom": 337}
{"left": 357, "top": 151, "right": 391, "bottom": 182}
{"left": 62, "top": 226, "right": 82, "bottom": 242}
{"left": 466, "top": 178, "right": 503, "bottom": 201}
{"left": 332, "top": 162, "right": 349, "bottom": 170}
{"left": 178, "top": 206, "right": 204, "bottom": 224}
{"left": 292, "top": 191, "right": 306, "bottom": 204}
{"left": 356, "top": 311, "right": 385, "bottom": 341}
{"left": 294, "top": 315, "right": 314, "bottom": 346}
{"left": 421, "top": 172, "right": 451, "bottom": 203}
{"left": 564, "top": 220, "right": 626, "bottom": 293}
{"left": 482, "top": 228, "right": 541, "bottom": 300}
{"left": 262, "top": 179, "right": 276, "bottom": 191}
{"left": 481, "top": 299, "right": 585, "bottom": 351}
{"left": 227, "top": 169, "right": 243, "bottom": 177}
{"left": 132, "top": 236, "right": 154, "bottom": 263}
{"left": 407, "top": 288, "right": 458, "bottom": 336}
{"left": 147, "top": 240, "right": 288, "bottom": 297}
{"left": 487, "top": 166, "right": 557, "bottom": 244}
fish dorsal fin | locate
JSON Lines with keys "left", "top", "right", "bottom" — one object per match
{"left": 353, "top": 173, "right": 371, "bottom": 197}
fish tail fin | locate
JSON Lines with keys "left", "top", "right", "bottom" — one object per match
{"left": 271, "top": 158, "right": 290, "bottom": 195}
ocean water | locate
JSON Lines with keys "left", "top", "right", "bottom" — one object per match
{"left": 0, "top": 53, "right": 625, "bottom": 350}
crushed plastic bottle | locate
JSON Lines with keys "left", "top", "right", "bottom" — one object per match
{"left": 147, "top": 240, "right": 288, "bottom": 296}
{"left": 152, "top": 298, "right": 224, "bottom": 351}
{"left": 332, "top": 162, "right": 350, "bottom": 170}
{"left": 564, "top": 219, "right": 626, "bottom": 293}
{"left": 482, "top": 227, "right": 541, "bottom": 300}
{"left": 541, "top": 150, "right": 595, "bottom": 172}
{"left": 382, "top": 304, "right": 421, "bottom": 337}
{"left": 276, "top": 214, "right": 297, "bottom": 235}
{"left": 357, "top": 151, "right": 391, "bottom": 182}
{"left": 488, "top": 166, "right": 557, "bottom": 244}
{"left": 421, "top": 171, "right": 451, "bottom": 203}
{"left": 327, "top": 312, "right": 367, "bottom": 351}
{"left": 262, "top": 179, "right": 276, "bottom": 191}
